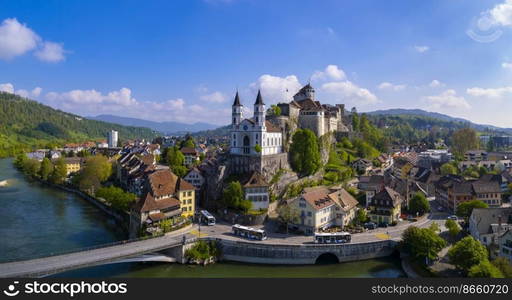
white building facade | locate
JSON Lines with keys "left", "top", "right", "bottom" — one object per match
{"left": 108, "top": 130, "right": 119, "bottom": 148}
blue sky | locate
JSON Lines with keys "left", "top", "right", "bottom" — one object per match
{"left": 1, "top": 0, "right": 512, "bottom": 126}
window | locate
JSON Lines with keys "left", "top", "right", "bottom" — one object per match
{"left": 188, "top": 191, "right": 192, "bottom": 196}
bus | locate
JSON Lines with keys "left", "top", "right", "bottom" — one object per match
{"left": 232, "top": 224, "right": 267, "bottom": 241}
{"left": 199, "top": 210, "right": 216, "bottom": 226}
{"left": 314, "top": 232, "right": 351, "bottom": 244}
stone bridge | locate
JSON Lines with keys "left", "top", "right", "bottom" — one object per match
{"left": 212, "top": 238, "right": 398, "bottom": 265}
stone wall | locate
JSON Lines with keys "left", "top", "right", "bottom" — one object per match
{"left": 229, "top": 152, "right": 289, "bottom": 181}
{"left": 210, "top": 238, "right": 398, "bottom": 265}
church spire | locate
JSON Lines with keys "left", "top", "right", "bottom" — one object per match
{"left": 233, "top": 91, "right": 241, "bottom": 106}
{"left": 254, "top": 90, "right": 265, "bottom": 105}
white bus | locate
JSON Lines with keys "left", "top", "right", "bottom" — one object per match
{"left": 314, "top": 232, "right": 351, "bottom": 244}
{"left": 232, "top": 224, "right": 267, "bottom": 241}
{"left": 200, "top": 210, "right": 216, "bottom": 226}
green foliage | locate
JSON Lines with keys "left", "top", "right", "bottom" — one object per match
{"left": 22, "top": 158, "right": 41, "bottom": 178}
{"left": 440, "top": 163, "right": 458, "bottom": 175}
{"left": 445, "top": 219, "right": 461, "bottom": 238}
{"left": 456, "top": 200, "right": 488, "bottom": 219}
{"left": 239, "top": 199, "right": 253, "bottom": 214}
{"left": 254, "top": 144, "right": 262, "bottom": 153}
{"left": 269, "top": 105, "right": 281, "bottom": 116}
{"left": 39, "top": 157, "right": 54, "bottom": 181}
{"left": 428, "top": 222, "right": 440, "bottom": 233}
{"left": 468, "top": 260, "right": 504, "bottom": 278}
{"left": 13, "top": 153, "right": 27, "bottom": 169}
{"left": 0, "top": 92, "right": 156, "bottom": 158}
{"left": 180, "top": 136, "right": 195, "bottom": 149}
{"left": 277, "top": 205, "right": 300, "bottom": 233}
{"left": 96, "top": 186, "right": 137, "bottom": 211}
{"left": 448, "top": 236, "right": 489, "bottom": 271}
{"left": 492, "top": 257, "right": 512, "bottom": 278}
{"left": 284, "top": 179, "right": 322, "bottom": 199}
{"left": 50, "top": 157, "right": 67, "bottom": 184}
{"left": 351, "top": 112, "right": 360, "bottom": 132}
{"left": 409, "top": 192, "right": 430, "bottom": 216}
{"left": 270, "top": 169, "right": 285, "bottom": 185}
{"left": 185, "top": 240, "right": 219, "bottom": 261}
{"left": 289, "top": 129, "right": 321, "bottom": 176}
{"left": 401, "top": 226, "right": 447, "bottom": 263}
{"left": 222, "top": 181, "right": 244, "bottom": 210}
{"left": 451, "top": 128, "right": 479, "bottom": 159}
{"left": 356, "top": 208, "right": 368, "bottom": 224}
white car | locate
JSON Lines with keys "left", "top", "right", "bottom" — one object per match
{"left": 447, "top": 215, "right": 458, "bottom": 221}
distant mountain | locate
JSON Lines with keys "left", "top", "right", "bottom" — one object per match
{"left": 88, "top": 114, "right": 218, "bottom": 135}
{"left": 367, "top": 109, "right": 512, "bottom": 134}
{"left": 0, "top": 92, "right": 157, "bottom": 157}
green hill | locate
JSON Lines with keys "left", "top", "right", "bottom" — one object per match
{"left": 0, "top": 92, "right": 157, "bottom": 157}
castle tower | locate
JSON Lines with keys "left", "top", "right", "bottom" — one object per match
{"left": 254, "top": 90, "right": 265, "bottom": 127}
{"left": 232, "top": 91, "right": 243, "bottom": 127}
{"left": 293, "top": 83, "right": 315, "bottom": 102}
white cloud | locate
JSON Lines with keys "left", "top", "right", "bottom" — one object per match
{"left": 0, "top": 18, "right": 66, "bottom": 62}
{"left": 31, "top": 87, "right": 42, "bottom": 97}
{"left": 200, "top": 91, "right": 227, "bottom": 103}
{"left": 0, "top": 18, "right": 40, "bottom": 60}
{"left": 322, "top": 81, "right": 378, "bottom": 105}
{"left": 0, "top": 83, "right": 14, "bottom": 93}
{"left": 34, "top": 41, "right": 65, "bottom": 62}
{"left": 424, "top": 89, "right": 471, "bottom": 110}
{"left": 466, "top": 86, "right": 512, "bottom": 98}
{"left": 250, "top": 74, "right": 302, "bottom": 103}
{"left": 429, "top": 80, "right": 445, "bottom": 88}
{"left": 488, "top": 0, "right": 512, "bottom": 27}
{"left": 378, "top": 82, "right": 406, "bottom": 91}
{"left": 414, "top": 45, "right": 430, "bottom": 53}
{"left": 311, "top": 65, "right": 346, "bottom": 81}
{"left": 502, "top": 62, "right": 512, "bottom": 69}
{"left": 42, "top": 87, "right": 229, "bottom": 125}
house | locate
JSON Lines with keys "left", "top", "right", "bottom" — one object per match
{"left": 184, "top": 167, "right": 205, "bottom": 205}
{"left": 181, "top": 147, "right": 200, "bottom": 166}
{"left": 469, "top": 207, "right": 512, "bottom": 246}
{"left": 434, "top": 175, "right": 474, "bottom": 213}
{"left": 288, "top": 186, "right": 358, "bottom": 235}
{"left": 472, "top": 180, "right": 502, "bottom": 207}
{"left": 52, "top": 157, "right": 83, "bottom": 175}
{"left": 392, "top": 157, "right": 414, "bottom": 179}
{"left": 242, "top": 171, "right": 270, "bottom": 211}
{"left": 376, "top": 153, "right": 393, "bottom": 170}
{"left": 368, "top": 187, "right": 403, "bottom": 225}
{"left": 129, "top": 169, "right": 195, "bottom": 238}
{"left": 499, "top": 230, "right": 512, "bottom": 263}
{"left": 352, "top": 158, "right": 372, "bottom": 174}
{"left": 357, "top": 175, "right": 385, "bottom": 207}
{"left": 464, "top": 150, "right": 488, "bottom": 162}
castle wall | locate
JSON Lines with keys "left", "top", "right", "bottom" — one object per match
{"left": 229, "top": 152, "right": 289, "bottom": 180}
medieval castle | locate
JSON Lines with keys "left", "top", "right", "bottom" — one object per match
{"left": 228, "top": 83, "right": 351, "bottom": 178}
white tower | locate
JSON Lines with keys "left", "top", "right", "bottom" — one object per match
{"left": 254, "top": 90, "right": 265, "bottom": 127}
{"left": 232, "top": 91, "right": 243, "bottom": 127}
{"left": 108, "top": 130, "right": 118, "bottom": 148}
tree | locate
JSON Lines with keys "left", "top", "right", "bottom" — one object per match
{"left": 222, "top": 181, "right": 244, "bottom": 209}
{"left": 492, "top": 257, "right": 512, "bottom": 278}
{"left": 166, "top": 146, "right": 185, "bottom": 169}
{"left": 428, "top": 222, "right": 440, "bottom": 234}
{"left": 468, "top": 260, "right": 504, "bottom": 278}
{"left": 456, "top": 200, "right": 488, "bottom": 219}
{"left": 451, "top": 128, "right": 479, "bottom": 158}
{"left": 277, "top": 205, "right": 300, "bottom": 234}
{"left": 22, "top": 159, "right": 41, "bottom": 178}
{"left": 289, "top": 129, "right": 321, "bottom": 176}
{"left": 239, "top": 199, "right": 253, "bottom": 214}
{"left": 445, "top": 219, "right": 460, "bottom": 238}
{"left": 254, "top": 144, "right": 262, "bottom": 153}
{"left": 409, "top": 192, "right": 430, "bottom": 215}
{"left": 13, "top": 153, "right": 27, "bottom": 169}
{"left": 356, "top": 208, "right": 368, "bottom": 224}
{"left": 96, "top": 186, "right": 137, "bottom": 211}
{"left": 172, "top": 165, "right": 187, "bottom": 178}
{"left": 448, "top": 236, "right": 488, "bottom": 272}
{"left": 440, "top": 163, "right": 458, "bottom": 175}
{"left": 50, "top": 158, "right": 67, "bottom": 184}
{"left": 269, "top": 105, "right": 281, "bottom": 116}
{"left": 180, "top": 136, "right": 195, "bottom": 149}
{"left": 401, "top": 226, "right": 447, "bottom": 263}
{"left": 39, "top": 157, "right": 53, "bottom": 181}
{"left": 351, "top": 110, "right": 360, "bottom": 132}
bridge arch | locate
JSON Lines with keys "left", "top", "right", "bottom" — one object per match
{"left": 315, "top": 252, "right": 339, "bottom": 264}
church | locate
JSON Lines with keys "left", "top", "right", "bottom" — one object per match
{"left": 229, "top": 90, "right": 288, "bottom": 176}
{"left": 230, "top": 90, "right": 283, "bottom": 156}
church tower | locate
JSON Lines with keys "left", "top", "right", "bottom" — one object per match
{"left": 232, "top": 91, "right": 243, "bottom": 127}
{"left": 254, "top": 90, "right": 265, "bottom": 127}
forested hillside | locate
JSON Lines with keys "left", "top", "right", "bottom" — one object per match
{"left": 0, "top": 92, "right": 157, "bottom": 157}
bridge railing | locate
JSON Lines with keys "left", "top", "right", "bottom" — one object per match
{"left": 0, "top": 232, "right": 187, "bottom": 263}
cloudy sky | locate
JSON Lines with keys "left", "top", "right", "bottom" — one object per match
{"left": 2, "top": 0, "right": 512, "bottom": 126}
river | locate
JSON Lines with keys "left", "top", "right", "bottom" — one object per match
{"left": 0, "top": 158, "right": 404, "bottom": 277}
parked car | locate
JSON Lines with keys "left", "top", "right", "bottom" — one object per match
{"left": 447, "top": 215, "right": 458, "bottom": 221}
{"left": 378, "top": 222, "right": 388, "bottom": 228}
{"left": 407, "top": 215, "right": 418, "bottom": 222}
{"left": 437, "top": 206, "right": 444, "bottom": 211}
{"left": 363, "top": 222, "right": 377, "bottom": 230}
